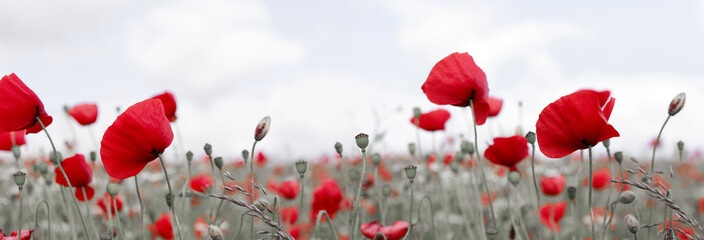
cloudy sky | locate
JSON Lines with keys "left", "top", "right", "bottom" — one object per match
{"left": 2, "top": 0, "right": 704, "bottom": 163}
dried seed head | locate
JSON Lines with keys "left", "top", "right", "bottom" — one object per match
{"left": 99, "top": 231, "right": 113, "bottom": 240}
{"left": 413, "top": 107, "right": 421, "bottom": 119}
{"left": 486, "top": 227, "right": 499, "bottom": 240}
{"left": 208, "top": 225, "right": 224, "bottom": 240}
{"left": 618, "top": 190, "right": 636, "bottom": 204}
{"left": 408, "top": 143, "right": 416, "bottom": 156}
{"left": 602, "top": 139, "right": 611, "bottom": 148}
{"left": 678, "top": 140, "right": 685, "bottom": 152}
{"left": 11, "top": 145, "right": 20, "bottom": 160}
{"left": 614, "top": 152, "right": 623, "bottom": 164}
{"left": 371, "top": 154, "right": 382, "bottom": 166}
{"left": 89, "top": 151, "right": 97, "bottom": 162}
{"left": 295, "top": 160, "right": 308, "bottom": 175}
{"left": 624, "top": 214, "right": 639, "bottom": 234}
{"left": 36, "top": 161, "right": 48, "bottom": 175}
{"left": 355, "top": 133, "right": 369, "bottom": 149}
{"left": 334, "top": 142, "right": 343, "bottom": 156}
{"left": 668, "top": 92, "right": 686, "bottom": 116}
{"left": 404, "top": 165, "right": 418, "bottom": 181}
{"left": 461, "top": 140, "right": 474, "bottom": 155}
{"left": 203, "top": 143, "right": 213, "bottom": 156}
{"left": 214, "top": 157, "right": 223, "bottom": 170}
{"left": 508, "top": 171, "right": 520, "bottom": 187}
{"left": 49, "top": 151, "right": 63, "bottom": 165}
{"left": 525, "top": 132, "right": 536, "bottom": 145}
{"left": 186, "top": 151, "right": 194, "bottom": 162}
{"left": 12, "top": 171, "right": 26, "bottom": 187}
{"left": 107, "top": 183, "right": 119, "bottom": 197}
{"left": 241, "top": 149, "right": 249, "bottom": 161}
{"left": 254, "top": 199, "right": 270, "bottom": 212}
{"left": 254, "top": 116, "right": 271, "bottom": 141}
{"left": 567, "top": 186, "right": 577, "bottom": 200}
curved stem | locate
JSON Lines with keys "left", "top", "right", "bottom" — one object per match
{"left": 81, "top": 187, "right": 99, "bottom": 238}
{"left": 601, "top": 145, "right": 615, "bottom": 238}
{"left": 417, "top": 195, "right": 437, "bottom": 240}
{"left": 529, "top": 142, "right": 541, "bottom": 238}
{"left": 603, "top": 163, "right": 626, "bottom": 239}
{"left": 297, "top": 175, "right": 305, "bottom": 223}
{"left": 233, "top": 212, "right": 247, "bottom": 240}
{"left": 249, "top": 140, "right": 259, "bottom": 240}
{"left": 113, "top": 197, "right": 126, "bottom": 239}
{"left": 135, "top": 176, "right": 145, "bottom": 240}
{"left": 17, "top": 187, "right": 23, "bottom": 240}
{"left": 374, "top": 232, "right": 389, "bottom": 240}
{"left": 350, "top": 148, "right": 367, "bottom": 240}
{"left": 157, "top": 155, "right": 182, "bottom": 240}
{"left": 588, "top": 146, "right": 595, "bottom": 240}
{"left": 312, "top": 210, "right": 339, "bottom": 240}
{"left": 469, "top": 101, "right": 497, "bottom": 229}
{"left": 647, "top": 115, "right": 670, "bottom": 240}
{"left": 35, "top": 200, "right": 51, "bottom": 240}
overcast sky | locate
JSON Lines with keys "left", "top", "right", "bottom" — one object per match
{"left": 2, "top": 0, "right": 704, "bottom": 163}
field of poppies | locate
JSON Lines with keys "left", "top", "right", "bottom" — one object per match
{"left": 0, "top": 52, "right": 698, "bottom": 240}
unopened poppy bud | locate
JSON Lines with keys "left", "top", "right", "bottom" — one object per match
{"left": 567, "top": 186, "right": 577, "bottom": 200}
{"left": 508, "top": 171, "right": 520, "bottom": 186}
{"left": 186, "top": 151, "right": 194, "bottom": 162}
{"left": 165, "top": 193, "right": 174, "bottom": 208}
{"left": 486, "top": 227, "right": 499, "bottom": 240}
{"left": 242, "top": 149, "right": 249, "bottom": 161}
{"left": 89, "top": 151, "right": 97, "bottom": 163}
{"left": 254, "top": 199, "right": 269, "bottom": 212}
{"left": 37, "top": 162, "right": 48, "bottom": 175}
{"left": 413, "top": 107, "right": 421, "bottom": 119}
{"left": 449, "top": 161, "right": 459, "bottom": 174}
{"left": 525, "top": 132, "right": 536, "bottom": 145}
{"left": 11, "top": 145, "right": 20, "bottom": 160}
{"left": 678, "top": 140, "right": 684, "bottom": 152}
{"left": 355, "top": 133, "right": 369, "bottom": 149}
{"left": 107, "top": 183, "right": 119, "bottom": 197}
{"left": 214, "top": 157, "right": 223, "bottom": 170}
{"left": 208, "top": 225, "right": 224, "bottom": 240}
{"left": 254, "top": 116, "right": 271, "bottom": 141}
{"left": 204, "top": 143, "right": 213, "bottom": 156}
{"left": 371, "top": 154, "right": 382, "bottom": 166}
{"left": 624, "top": 214, "right": 639, "bottom": 234}
{"left": 295, "top": 160, "right": 307, "bottom": 175}
{"left": 335, "top": 142, "right": 343, "bottom": 156}
{"left": 13, "top": 171, "right": 26, "bottom": 187}
{"left": 408, "top": 143, "right": 416, "bottom": 156}
{"left": 618, "top": 190, "right": 636, "bottom": 204}
{"left": 404, "top": 165, "right": 417, "bottom": 181}
{"left": 668, "top": 92, "right": 686, "bottom": 116}
{"left": 382, "top": 184, "right": 391, "bottom": 198}
{"left": 614, "top": 152, "right": 623, "bottom": 164}
{"left": 602, "top": 139, "right": 610, "bottom": 148}
{"left": 461, "top": 140, "right": 474, "bottom": 154}
{"left": 49, "top": 151, "right": 63, "bottom": 165}
{"left": 455, "top": 151, "right": 465, "bottom": 163}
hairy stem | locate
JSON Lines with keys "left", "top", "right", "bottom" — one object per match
{"left": 647, "top": 115, "right": 670, "bottom": 240}
{"left": 158, "top": 155, "right": 182, "bottom": 240}
{"left": 469, "top": 100, "right": 497, "bottom": 229}
{"left": 135, "top": 176, "right": 146, "bottom": 240}
{"left": 35, "top": 200, "right": 51, "bottom": 240}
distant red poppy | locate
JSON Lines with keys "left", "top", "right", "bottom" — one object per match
{"left": 540, "top": 173, "right": 566, "bottom": 196}
{"left": 55, "top": 154, "right": 95, "bottom": 201}
{"left": 536, "top": 90, "right": 619, "bottom": 158}
{"left": 698, "top": 198, "right": 704, "bottom": 214}
{"left": 151, "top": 91, "right": 177, "bottom": 122}
{"left": 421, "top": 52, "right": 490, "bottom": 125}
{"left": 409, "top": 109, "right": 451, "bottom": 131}
{"left": 583, "top": 168, "right": 611, "bottom": 190}
{"left": 100, "top": 99, "right": 174, "bottom": 179}
{"left": 487, "top": 96, "right": 503, "bottom": 117}
{"left": 310, "top": 179, "right": 343, "bottom": 220}
{"left": 193, "top": 216, "right": 209, "bottom": 239}
{"left": 539, "top": 201, "right": 567, "bottom": 232}
{"left": 443, "top": 153, "right": 454, "bottom": 166}
{"left": 0, "top": 228, "right": 32, "bottom": 240}
{"left": 362, "top": 174, "right": 375, "bottom": 190}
{"left": 148, "top": 213, "right": 174, "bottom": 240}
{"left": 484, "top": 136, "right": 529, "bottom": 168}
{"left": 272, "top": 179, "right": 300, "bottom": 200}
{"left": 661, "top": 221, "right": 694, "bottom": 240}
{"left": 281, "top": 206, "right": 299, "bottom": 225}
{"left": 0, "top": 73, "right": 53, "bottom": 134}
{"left": 360, "top": 221, "right": 409, "bottom": 240}
{"left": 255, "top": 152, "right": 268, "bottom": 167}
{"left": 68, "top": 103, "right": 98, "bottom": 126}
{"left": 189, "top": 174, "right": 213, "bottom": 193}
{"left": 97, "top": 193, "right": 123, "bottom": 216}
{"left": 0, "top": 130, "right": 25, "bottom": 151}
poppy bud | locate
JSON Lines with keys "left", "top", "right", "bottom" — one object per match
{"left": 408, "top": 143, "right": 416, "bottom": 156}
{"left": 355, "top": 133, "right": 369, "bottom": 149}
{"left": 618, "top": 190, "right": 636, "bottom": 204}
{"left": 525, "top": 132, "right": 536, "bottom": 145}
{"left": 382, "top": 184, "right": 391, "bottom": 198}
{"left": 242, "top": 149, "right": 249, "bottom": 161}
{"left": 614, "top": 152, "right": 623, "bottom": 164}
{"left": 49, "top": 151, "right": 63, "bottom": 165}
{"left": 449, "top": 161, "right": 459, "bottom": 174}
{"left": 567, "top": 186, "right": 576, "bottom": 200}
{"left": 461, "top": 140, "right": 474, "bottom": 154}
{"left": 186, "top": 151, "right": 193, "bottom": 162}
{"left": 254, "top": 116, "right": 271, "bottom": 141}
{"left": 413, "top": 107, "right": 421, "bottom": 119}
{"left": 295, "top": 160, "right": 307, "bottom": 175}
{"left": 624, "top": 214, "right": 639, "bottom": 234}
{"left": 37, "top": 162, "right": 48, "bottom": 175}
{"left": 678, "top": 140, "right": 684, "bottom": 152}
{"left": 371, "top": 154, "right": 382, "bottom": 166}
{"left": 89, "top": 151, "right": 97, "bottom": 163}
{"left": 13, "top": 171, "right": 26, "bottom": 187}
{"left": 335, "top": 142, "right": 343, "bottom": 156}
{"left": 668, "top": 92, "right": 686, "bottom": 116}
{"left": 11, "top": 145, "right": 20, "bottom": 160}
{"left": 63, "top": 105, "right": 70, "bottom": 113}
{"left": 508, "top": 171, "right": 520, "bottom": 186}
{"left": 254, "top": 199, "right": 269, "bottom": 212}
{"left": 214, "top": 157, "right": 223, "bottom": 170}
{"left": 455, "top": 151, "right": 465, "bottom": 163}
{"left": 208, "top": 224, "right": 224, "bottom": 240}
{"left": 404, "top": 165, "right": 417, "bottom": 182}
{"left": 204, "top": 143, "right": 213, "bottom": 156}
{"left": 107, "top": 183, "right": 119, "bottom": 197}
{"left": 602, "top": 139, "right": 610, "bottom": 148}
{"left": 486, "top": 227, "right": 499, "bottom": 240}
{"left": 165, "top": 193, "right": 174, "bottom": 208}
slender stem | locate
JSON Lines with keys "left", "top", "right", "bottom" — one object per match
{"left": 81, "top": 187, "right": 99, "bottom": 238}
{"left": 180, "top": 159, "right": 191, "bottom": 224}
{"left": 469, "top": 100, "right": 497, "bottom": 229}
{"left": 588, "top": 146, "right": 595, "bottom": 240}
{"left": 214, "top": 167, "right": 227, "bottom": 221}
{"left": 107, "top": 196, "right": 114, "bottom": 239}
{"left": 233, "top": 212, "right": 247, "bottom": 240}
{"left": 311, "top": 210, "right": 339, "bottom": 240}
{"left": 350, "top": 148, "right": 367, "bottom": 240}
{"left": 37, "top": 116, "right": 90, "bottom": 239}
{"left": 35, "top": 200, "right": 51, "bottom": 240}
{"left": 17, "top": 186, "right": 23, "bottom": 240}
{"left": 135, "top": 176, "right": 145, "bottom": 240}
{"left": 297, "top": 174, "right": 305, "bottom": 223}
{"left": 249, "top": 140, "right": 259, "bottom": 240}
{"left": 206, "top": 152, "right": 217, "bottom": 224}
{"left": 374, "top": 166, "right": 381, "bottom": 221}
{"left": 113, "top": 197, "right": 126, "bottom": 239}
{"left": 60, "top": 187, "right": 77, "bottom": 239}
{"left": 157, "top": 155, "right": 182, "bottom": 240}
{"left": 601, "top": 145, "right": 614, "bottom": 238}
{"left": 647, "top": 115, "right": 670, "bottom": 240}
{"left": 529, "top": 141, "right": 541, "bottom": 238}
{"left": 417, "top": 195, "right": 437, "bottom": 240}
{"left": 507, "top": 184, "right": 522, "bottom": 240}
{"left": 407, "top": 181, "right": 414, "bottom": 240}
{"left": 414, "top": 117, "right": 423, "bottom": 163}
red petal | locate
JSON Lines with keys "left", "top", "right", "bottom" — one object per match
{"left": 409, "top": 109, "right": 451, "bottom": 131}
{"left": 75, "top": 186, "right": 95, "bottom": 201}
{"left": 55, "top": 154, "right": 92, "bottom": 187}
{"left": 484, "top": 136, "right": 529, "bottom": 167}
{"left": 0, "top": 130, "right": 26, "bottom": 151}
{"left": 151, "top": 91, "right": 178, "bottom": 122}
{"left": 68, "top": 103, "right": 99, "bottom": 126}
{"left": 0, "top": 73, "right": 52, "bottom": 133}
{"left": 360, "top": 221, "right": 382, "bottom": 239}
{"left": 487, "top": 96, "right": 503, "bottom": 117}
{"left": 422, "top": 52, "right": 489, "bottom": 107}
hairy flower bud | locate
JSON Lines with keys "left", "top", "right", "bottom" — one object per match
{"left": 668, "top": 92, "right": 686, "bottom": 116}
{"left": 408, "top": 143, "right": 416, "bottom": 156}
{"left": 355, "top": 133, "right": 369, "bottom": 149}
{"left": 567, "top": 186, "right": 577, "bottom": 200}
{"left": 508, "top": 171, "right": 520, "bottom": 186}
{"left": 602, "top": 139, "right": 610, "bottom": 148}
{"left": 107, "top": 183, "right": 119, "bottom": 197}
{"left": 214, "top": 157, "right": 223, "bottom": 170}
{"left": 49, "top": 151, "right": 63, "bottom": 165}
{"left": 614, "top": 151, "right": 623, "bottom": 164}
{"left": 204, "top": 143, "right": 213, "bottom": 156}
{"left": 461, "top": 140, "right": 474, "bottom": 155}
{"left": 242, "top": 149, "right": 249, "bottom": 161}
{"left": 254, "top": 116, "right": 271, "bottom": 141}
{"left": 525, "top": 132, "right": 536, "bottom": 145}
{"left": 618, "top": 190, "right": 636, "bottom": 204}
{"left": 371, "top": 154, "right": 382, "bottom": 166}
{"left": 335, "top": 142, "right": 343, "bottom": 156}
{"left": 624, "top": 214, "right": 639, "bottom": 234}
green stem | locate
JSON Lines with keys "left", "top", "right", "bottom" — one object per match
{"left": 603, "top": 162, "right": 626, "bottom": 239}
{"left": 114, "top": 197, "right": 126, "bottom": 239}
{"left": 414, "top": 117, "right": 423, "bottom": 163}
{"left": 81, "top": 187, "right": 99, "bottom": 238}
{"left": 529, "top": 141, "right": 541, "bottom": 238}
{"left": 417, "top": 195, "right": 437, "bottom": 240}
{"left": 214, "top": 166, "right": 227, "bottom": 221}
{"left": 312, "top": 210, "right": 339, "bottom": 240}
{"left": 207, "top": 152, "right": 220, "bottom": 224}
{"left": 35, "top": 200, "right": 51, "bottom": 240}
{"left": 17, "top": 186, "right": 23, "bottom": 240}
{"left": 647, "top": 115, "right": 670, "bottom": 240}
{"left": 588, "top": 146, "right": 595, "bottom": 240}
{"left": 107, "top": 194, "right": 114, "bottom": 238}
{"left": 600, "top": 145, "right": 614, "bottom": 238}
{"left": 402, "top": 181, "right": 414, "bottom": 240}
{"left": 297, "top": 174, "right": 305, "bottom": 223}
{"left": 350, "top": 148, "right": 367, "bottom": 240}
{"left": 469, "top": 100, "right": 497, "bottom": 229}
{"left": 233, "top": 212, "right": 247, "bottom": 240}
{"left": 249, "top": 140, "right": 259, "bottom": 240}
{"left": 157, "top": 155, "right": 182, "bottom": 240}
{"left": 135, "top": 175, "right": 145, "bottom": 240}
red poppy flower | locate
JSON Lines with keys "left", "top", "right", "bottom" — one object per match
{"left": 0, "top": 228, "right": 32, "bottom": 240}
{"left": 0, "top": 73, "right": 53, "bottom": 134}
{"left": 148, "top": 213, "right": 174, "bottom": 240}
{"left": 310, "top": 179, "right": 343, "bottom": 220}
{"left": 281, "top": 206, "right": 299, "bottom": 225}
{"left": 274, "top": 179, "right": 300, "bottom": 200}
{"left": 54, "top": 154, "right": 95, "bottom": 201}
{"left": 68, "top": 103, "right": 98, "bottom": 126}
{"left": 255, "top": 152, "right": 268, "bottom": 166}
{"left": 697, "top": 198, "right": 704, "bottom": 214}
{"left": 360, "top": 221, "right": 409, "bottom": 240}
{"left": 536, "top": 90, "right": 619, "bottom": 158}
{"left": 97, "top": 193, "right": 123, "bottom": 216}
{"left": 422, "top": 52, "right": 490, "bottom": 125}
{"left": 487, "top": 96, "right": 503, "bottom": 117}
{"left": 0, "top": 130, "right": 25, "bottom": 151}
{"left": 539, "top": 201, "right": 567, "bottom": 232}
{"left": 193, "top": 216, "right": 209, "bottom": 239}
{"left": 582, "top": 168, "right": 611, "bottom": 190}
{"left": 484, "top": 136, "right": 529, "bottom": 168}
{"left": 150, "top": 91, "right": 177, "bottom": 122}
{"left": 362, "top": 174, "right": 375, "bottom": 190}
{"left": 189, "top": 174, "right": 213, "bottom": 193}
{"left": 100, "top": 99, "right": 174, "bottom": 179}
{"left": 409, "top": 109, "right": 451, "bottom": 131}
{"left": 443, "top": 153, "right": 454, "bottom": 166}
{"left": 540, "top": 173, "right": 566, "bottom": 196}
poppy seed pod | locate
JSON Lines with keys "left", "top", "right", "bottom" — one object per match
{"left": 295, "top": 160, "right": 307, "bottom": 175}
{"left": 449, "top": 161, "right": 459, "bottom": 174}
{"left": 508, "top": 171, "right": 520, "bottom": 186}
{"left": 37, "top": 161, "right": 48, "bottom": 175}
{"left": 455, "top": 151, "right": 465, "bottom": 163}
{"left": 567, "top": 186, "right": 577, "bottom": 200}
{"left": 668, "top": 92, "right": 686, "bottom": 116}
{"left": 107, "top": 183, "right": 119, "bottom": 197}
{"left": 165, "top": 193, "right": 174, "bottom": 208}
{"left": 355, "top": 133, "right": 369, "bottom": 149}
{"left": 208, "top": 225, "right": 224, "bottom": 240}
{"left": 44, "top": 177, "right": 52, "bottom": 186}
{"left": 186, "top": 151, "right": 193, "bottom": 162}
{"left": 371, "top": 154, "right": 382, "bottom": 166}
{"left": 382, "top": 184, "right": 392, "bottom": 198}
{"left": 618, "top": 190, "right": 636, "bottom": 204}
{"left": 408, "top": 143, "right": 416, "bottom": 156}
{"left": 614, "top": 151, "right": 623, "bottom": 164}
{"left": 254, "top": 116, "right": 271, "bottom": 141}
{"left": 204, "top": 143, "right": 213, "bottom": 156}
{"left": 13, "top": 171, "right": 26, "bottom": 187}
{"left": 525, "top": 132, "right": 536, "bottom": 145}
{"left": 242, "top": 149, "right": 249, "bottom": 161}
{"left": 11, "top": 145, "right": 20, "bottom": 160}
{"left": 413, "top": 107, "right": 421, "bottom": 119}
{"left": 404, "top": 165, "right": 417, "bottom": 181}
{"left": 49, "top": 151, "right": 63, "bottom": 165}
{"left": 214, "top": 157, "right": 223, "bottom": 170}
{"left": 678, "top": 140, "right": 685, "bottom": 151}
{"left": 624, "top": 214, "right": 639, "bottom": 234}
{"left": 486, "top": 227, "right": 499, "bottom": 240}
{"left": 461, "top": 140, "right": 474, "bottom": 154}
{"left": 90, "top": 151, "right": 97, "bottom": 162}
{"left": 100, "top": 232, "right": 113, "bottom": 240}
{"left": 602, "top": 139, "right": 610, "bottom": 148}
{"left": 334, "top": 142, "right": 343, "bottom": 156}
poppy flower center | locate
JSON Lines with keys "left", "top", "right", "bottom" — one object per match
{"left": 581, "top": 139, "right": 592, "bottom": 148}
{"left": 151, "top": 149, "right": 160, "bottom": 156}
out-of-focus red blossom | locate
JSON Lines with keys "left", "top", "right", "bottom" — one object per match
{"left": 378, "top": 162, "right": 393, "bottom": 181}
{"left": 541, "top": 173, "right": 566, "bottom": 196}
{"left": 148, "top": 213, "right": 174, "bottom": 240}
{"left": 189, "top": 173, "right": 213, "bottom": 193}
{"left": 230, "top": 174, "right": 259, "bottom": 202}
{"left": 310, "top": 179, "right": 343, "bottom": 221}
{"left": 97, "top": 193, "right": 123, "bottom": 216}
{"left": 661, "top": 221, "right": 694, "bottom": 239}
{"left": 100, "top": 99, "right": 174, "bottom": 179}
{"left": 360, "top": 221, "right": 409, "bottom": 240}
{"left": 233, "top": 159, "right": 245, "bottom": 168}
{"left": 281, "top": 207, "right": 299, "bottom": 225}
{"left": 582, "top": 169, "right": 611, "bottom": 190}
{"left": 68, "top": 103, "right": 98, "bottom": 126}
{"left": 426, "top": 154, "right": 436, "bottom": 167}
{"left": 482, "top": 192, "right": 496, "bottom": 206}
{"left": 698, "top": 198, "right": 704, "bottom": 214}
{"left": 362, "top": 174, "right": 375, "bottom": 190}
{"left": 256, "top": 152, "right": 268, "bottom": 166}
{"left": 150, "top": 91, "right": 178, "bottom": 122}
{"left": 193, "top": 216, "right": 209, "bottom": 239}
{"left": 650, "top": 137, "right": 662, "bottom": 149}
{"left": 443, "top": 154, "right": 454, "bottom": 166}
{"left": 0, "top": 130, "right": 25, "bottom": 151}
{"left": 409, "top": 109, "right": 451, "bottom": 131}
{"left": 272, "top": 179, "right": 300, "bottom": 200}
{"left": 422, "top": 52, "right": 491, "bottom": 125}
{"left": 341, "top": 197, "right": 353, "bottom": 210}
{"left": 273, "top": 166, "right": 286, "bottom": 176}
{"left": 653, "top": 174, "right": 670, "bottom": 189}
{"left": 54, "top": 154, "right": 95, "bottom": 201}
{"left": 361, "top": 199, "right": 376, "bottom": 215}
{"left": 0, "top": 73, "right": 53, "bottom": 134}
{"left": 484, "top": 136, "right": 529, "bottom": 168}
{"left": 536, "top": 90, "right": 619, "bottom": 158}
{"left": 539, "top": 201, "right": 567, "bottom": 232}
{"left": 0, "top": 228, "right": 32, "bottom": 240}
{"left": 487, "top": 96, "right": 503, "bottom": 117}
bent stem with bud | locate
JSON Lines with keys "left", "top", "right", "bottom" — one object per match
{"left": 157, "top": 154, "right": 182, "bottom": 240}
